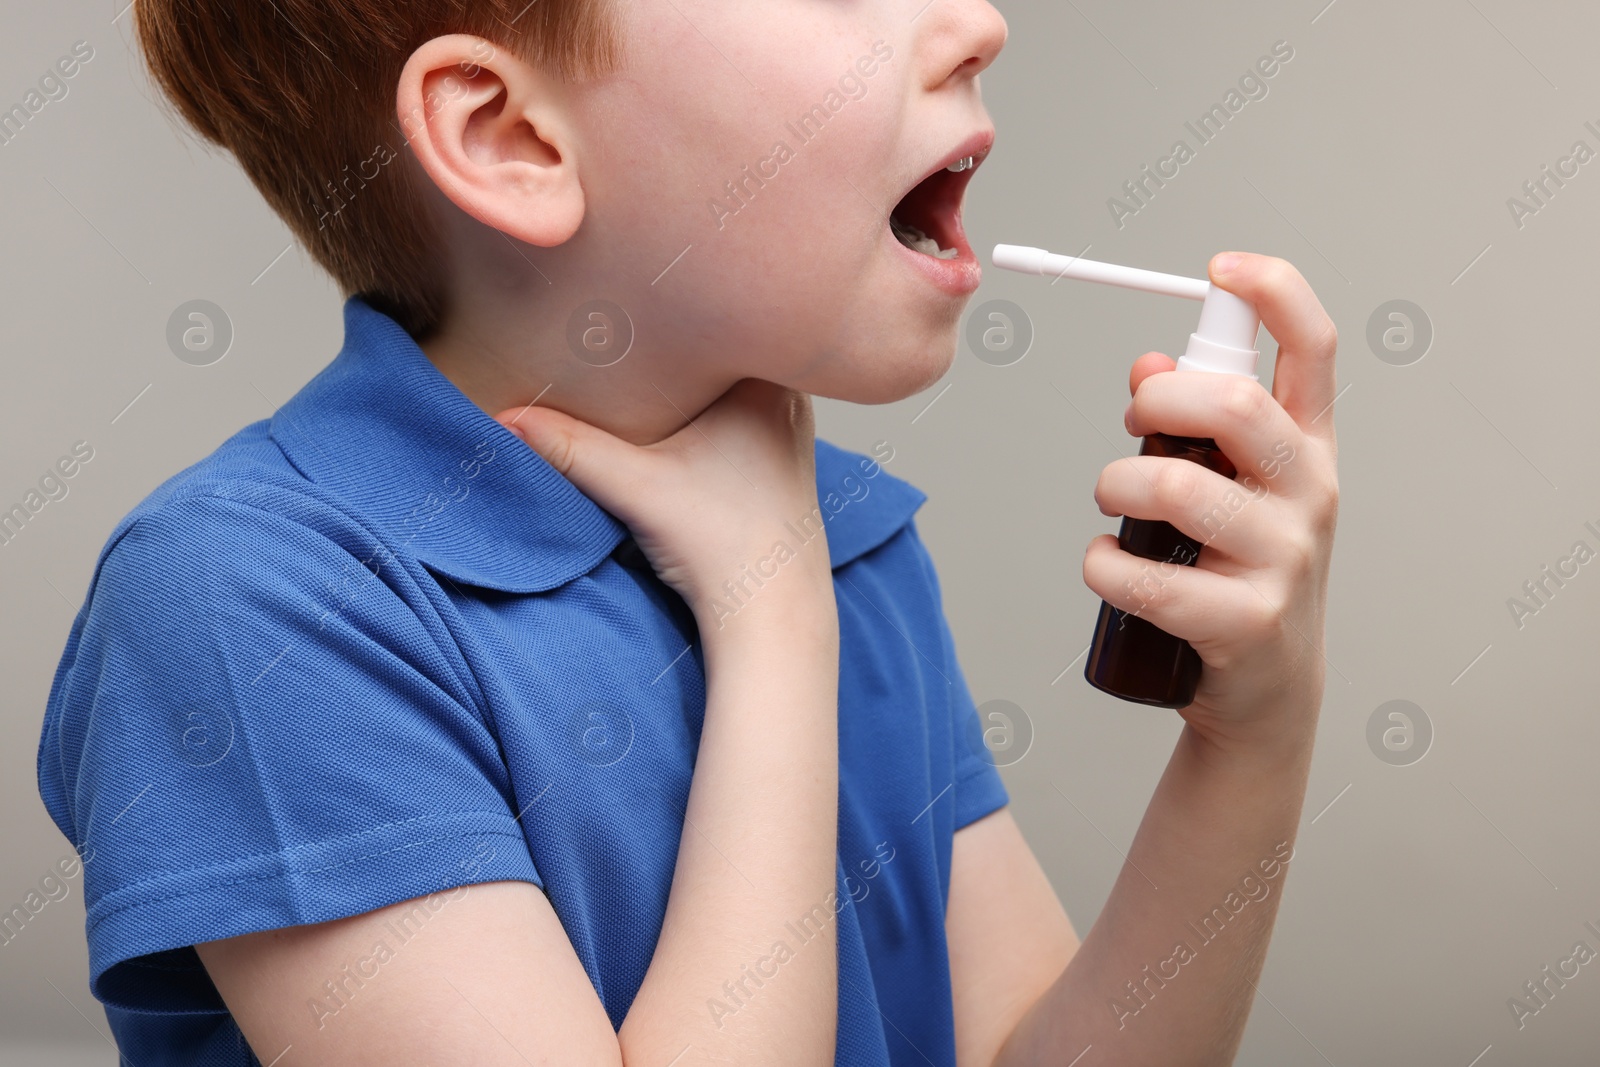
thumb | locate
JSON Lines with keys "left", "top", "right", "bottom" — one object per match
{"left": 493, "top": 404, "right": 645, "bottom": 520}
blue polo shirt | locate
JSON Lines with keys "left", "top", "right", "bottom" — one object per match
{"left": 37, "top": 296, "right": 1009, "bottom": 1066}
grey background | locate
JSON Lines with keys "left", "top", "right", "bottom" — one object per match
{"left": 3, "top": 0, "right": 1598, "bottom": 1063}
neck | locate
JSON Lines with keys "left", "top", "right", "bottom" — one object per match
{"left": 419, "top": 314, "right": 730, "bottom": 449}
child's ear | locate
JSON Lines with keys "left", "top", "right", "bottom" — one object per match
{"left": 396, "top": 34, "right": 584, "bottom": 247}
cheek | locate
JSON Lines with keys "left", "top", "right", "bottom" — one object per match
{"left": 589, "top": 12, "right": 902, "bottom": 251}
{"left": 572, "top": 12, "right": 938, "bottom": 395}
{"left": 582, "top": 84, "right": 849, "bottom": 272}
{"left": 693, "top": 87, "right": 900, "bottom": 293}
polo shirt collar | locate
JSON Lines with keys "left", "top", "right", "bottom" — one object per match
{"left": 270, "top": 297, "right": 926, "bottom": 594}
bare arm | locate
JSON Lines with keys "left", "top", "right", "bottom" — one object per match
{"left": 620, "top": 586, "right": 840, "bottom": 1064}
{"left": 947, "top": 728, "right": 1312, "bottom": 1067}
{"left": 946, "top": 808, "right": 1079, "bottom": 1067}
{"left": 195, "top": 880, "right": 622, "bottom": 1064}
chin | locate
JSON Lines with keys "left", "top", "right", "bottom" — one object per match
{"left": 806, "top": 330, "right": 960, "bottom": 406}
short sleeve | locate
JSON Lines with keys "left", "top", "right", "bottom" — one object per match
{"left": 901, "top": 519, "right": 1010, "bottom": 830}
{"left": 36, "top": 493, "right": 540, "bottom": 1013}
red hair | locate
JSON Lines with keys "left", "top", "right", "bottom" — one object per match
{"left": 135, "top": 0, "right": 622, "bottom": 338}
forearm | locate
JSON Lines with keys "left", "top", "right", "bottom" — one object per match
{"left": 620, "top": 584, "right": 841, "bottom": 1065}
{"left": 995, "top": 716, "right": 1317, "bottom": 1067}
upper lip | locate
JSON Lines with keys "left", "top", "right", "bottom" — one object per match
{"left": 897, "top": 128, "right": 996, "bottom": 207}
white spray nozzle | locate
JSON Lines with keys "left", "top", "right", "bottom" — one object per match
{"left": 990, "top": 244, "right": 1261, "bottom": 379}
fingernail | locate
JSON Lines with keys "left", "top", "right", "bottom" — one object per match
{"left": 1123, "top": 403, "right": 1134, "bottom": 433}
{"left": 1212, "top": 252, "right": 1242, "bottom": 276}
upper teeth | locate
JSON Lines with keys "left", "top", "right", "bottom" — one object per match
{"left": 946, "top": 156, "right": 975, "bottom": 173}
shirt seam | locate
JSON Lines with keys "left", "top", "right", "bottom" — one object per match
{"left": 950, "top": 756, "right": 1009, "bottom": 833}
{"left": 952, "top": 752, "right": 997, "bottom": 789}
{"left": 86, "top": 814, "right": 527, "bottom": 931}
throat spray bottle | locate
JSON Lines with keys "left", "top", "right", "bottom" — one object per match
{"left": 990, "top": 244, "right": 1262, "bottom": 710}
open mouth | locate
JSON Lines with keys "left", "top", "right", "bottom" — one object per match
{"left": 888, "top": 135, "right": 993, "bottom": 260}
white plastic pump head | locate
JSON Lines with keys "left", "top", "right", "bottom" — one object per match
{"left": 990, "top": 244, "right": 1261, "bottom": 379}
{"left": 1183, "top": 286, "right": 1260, "bottom": 378}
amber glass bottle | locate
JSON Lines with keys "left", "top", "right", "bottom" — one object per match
{"left": 1084, "top": 432, "right": 1237, "bottom": 709}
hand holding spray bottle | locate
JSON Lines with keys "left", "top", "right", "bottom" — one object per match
{"left": 991, "top": 244, "right": 1263, "bottom": 710}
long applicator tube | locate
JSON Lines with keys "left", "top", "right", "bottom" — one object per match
{"left": 991, "top": 244, "right": 1211, "bottom": 301}
{"left": 991, "top": 244, "right": 1261, "bottom": 378}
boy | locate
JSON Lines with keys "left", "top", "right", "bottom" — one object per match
{"left": 36, "top": 0, "right": 1340, "bottom": 1064}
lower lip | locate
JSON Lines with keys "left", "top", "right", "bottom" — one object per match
{"left": 887, "top": 220, "right": 982, "bottom": 296}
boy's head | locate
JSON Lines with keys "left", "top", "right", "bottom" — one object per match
{"left": 137, "top": 1, "right": 1006, "bottom": 422}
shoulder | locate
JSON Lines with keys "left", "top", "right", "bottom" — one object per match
{"left": 96, "top": 419, "right": 393, "bottom": 578}
{"left": 48, "top": 421, "right": 466, "bottom": 752}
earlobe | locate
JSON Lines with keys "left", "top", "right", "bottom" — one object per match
{"left": 396, "top": 34, "right": 584, "bottom": 247}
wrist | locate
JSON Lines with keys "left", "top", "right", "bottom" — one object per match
{"left": 689, "top": 541, "right": 836, "bottom": 633}
{"left": 1180, "top": 713, "right": 1317, "bottom": 782}
{"left": 694, "top": 576, "right": 837, "bottom": 640}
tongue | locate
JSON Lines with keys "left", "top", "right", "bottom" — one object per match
{"left": 891, "top": 215, "right": 958, "bottom": 260}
